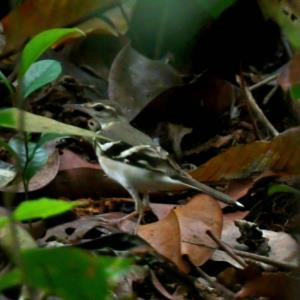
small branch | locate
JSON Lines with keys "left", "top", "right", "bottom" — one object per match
{"left": 206, "top": 230, "right": 248, "bottom": 268}
{"left": 249, "top": 73, "right": 278, "bottom": 91}
{"left": 263, "top": 85, "right": 278, "bottom": 105}
{"left": 237, "top": 75, "right": 279, "bottom": 138}
{"left": 196, "top": 267, "right": 235, "bottom": 299}
{"left": 233, "top": 249, "right": 298, "bottom": 271}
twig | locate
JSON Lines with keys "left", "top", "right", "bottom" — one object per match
{"left": 206, "top": 230, "right": 248, "bottom": 268}
{"left": 263, "top": 85, "right": 278, "bottom": 105}
{"left": 249, "top": 73, "right": 278, "bottom": 91}
{"left": 237, "top": 75, "right": 279, "bottom": 138}
{"left": 233, "top": 249, "right": 298, "bottom": 271}
{"left": 196, "top": 267, "right": 235, "bottom": 299}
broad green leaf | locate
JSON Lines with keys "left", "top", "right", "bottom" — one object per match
{"left": 37, "top": 132, "right": 68, "bottom": 148}
{"left": 21, "top": 59, "right": 62, "bottom": 99}
{"left": 0, "top": 70, "right": 14, "bottom": 95}
{"left": 13, "top": 198, "right": 79, "bottom": 221}
{"left": 9, "top": 137, "right": 49, "bottom": 180}
{"left": 0, "top": 108, "right": 104, "bottom": 139}
{"left": 0, "top": 269, "right": 22, "bottom": 293}
{"left": 19, "top": 28, "right": 84, "bottom": 76}
{"left": 21, "top": 248, "right": 131, "bottom": 300}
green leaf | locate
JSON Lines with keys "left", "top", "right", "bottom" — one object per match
{"left": 258, "top": 0, "right": 300, "bottom": 49}
{"left": 21, "top": 59, "right": 62, "bottom": 99}
{"left": 0, "top": 269, "right": 22, "bottom": 293}
{"left": 0, "top": 70, "right": 14, "bottom": 95}
{"left": 196, "top": 0, "right": 237, "bottom": 18}
{"left": 268, "top": 184, "right": 300, "bottom": 197}
{"left": 0, "top": 108, "right": 102, "bottom": 139}
{"left": 0, "top": 216, "right": 9, "bottom": 229}
{"left": 13, "top": 198, "right": 79, "bottom": 221}
{"left": 21, "top": 248, "right": 131, "bottom": 300}
{"left": 9, "top": 137, "right": 49, "bottom": 180}
{"left": 19, "top": 28, "right": 84, "bottom": 76}
{"left": 37, "top": 132, "right": 68, "bottom": 148}
{"left": 290, "top": 83, "right": 300, "bottom": 100}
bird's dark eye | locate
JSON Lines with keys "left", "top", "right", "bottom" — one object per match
{"left": 88, "top": 119, "right": 101, "bottom": 131}
{"left": 93, "top": 104, "right": 105, "bottom": 112}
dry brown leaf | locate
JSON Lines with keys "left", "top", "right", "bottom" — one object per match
{"left": 138, "top": 209, "right": 190, "bottom": 273}
{"left": 109, "top": 44, "right": 182, "bottom": 120}
{"left": 59, "top": 149, "right": 100, "bottom": 171}
{"left": 191, "top": 127, "right": 300, "bottom": 182}
{"left": 236, "top": 272, "right": 300, "bottom": 299}
{"left": 174, "top": 195, "right": 222, "bottom": 266}
{"left": 213, "top": 218, "right": 299, "bottom": 269}
{"left": 278, "top": 51, "right": 300, "bottom": 91}
{"left": 0, "top": 0, "right": 119, "bottom": 54}
{"left": 138, "top": 195, "right": 223, "bottom": 272}
{"left": 37, "top": 168, "right": 126, "bottom": 199}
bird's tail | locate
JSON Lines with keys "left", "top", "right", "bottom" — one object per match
{"left": 173, "top": 175, "right": 243, "bottom": 207}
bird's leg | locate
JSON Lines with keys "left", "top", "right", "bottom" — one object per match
{"left": 142, "top": 194, "right": 150, "bottom": 208}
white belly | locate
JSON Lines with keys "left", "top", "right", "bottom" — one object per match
{"left": 99, "top": 156, "right": 179, "bottom": 193}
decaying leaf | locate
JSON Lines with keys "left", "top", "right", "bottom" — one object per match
{"left": 109, "top": 44, "right": 182, "bottom": 120}
{"left": 191, "top": 127, "right": 300, "bottom": 182}
{"left": 0, "top": 0, "right": 121, "bottom": 54}
{"left": 236, "top": 272, "right": 300, "bottom": 299}
{"left": 138, "top": 195, "right": 223, "bottom": 272}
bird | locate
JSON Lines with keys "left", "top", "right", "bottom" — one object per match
{"left": 64, "top": 102, "right": 243, "bottom": 231}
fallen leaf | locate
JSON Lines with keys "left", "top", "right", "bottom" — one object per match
{"left": 175, "top": 195, "right": 222, "bottom": 266}
{"left": 191, "top": 127, "right": 300, "bottom": 182}
{"left": 138, "top": 209, "right": 190, "bottom": 273}
{"left": 59, "top": 149, "right": 100, "bottom": 171}
{"left": 138, "top": 195, "right": 223, "bottom": 271}
{"left": 0, "top": 0, "right": 121, "bottom": 54}
{"left": 236, "top": 272, "right": 300, "bottom": 299}
{"left": 278, "top": 52, "right": 300, "bottom": 92}
{"left": 213, "top": 218, "right": 299, "bottom": 269}
{"left": 109, "top": 44, "right": 182, "bottom": 120}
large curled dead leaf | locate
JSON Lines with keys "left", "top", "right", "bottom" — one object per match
{"left": 138, "top": 195, "right": 222, "bottom": 272}
{"left": 190, "top": 127, "right": 300, "bottom": 182}
{"left": 0, "top": 0, "right": 123, "bottom": 54}
{"left": 109, "top": 44, "right": 182, "bottom": 120}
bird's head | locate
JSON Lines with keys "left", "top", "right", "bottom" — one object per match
{"left": 64, "top": 102, "right": 121, "bottom": 131}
